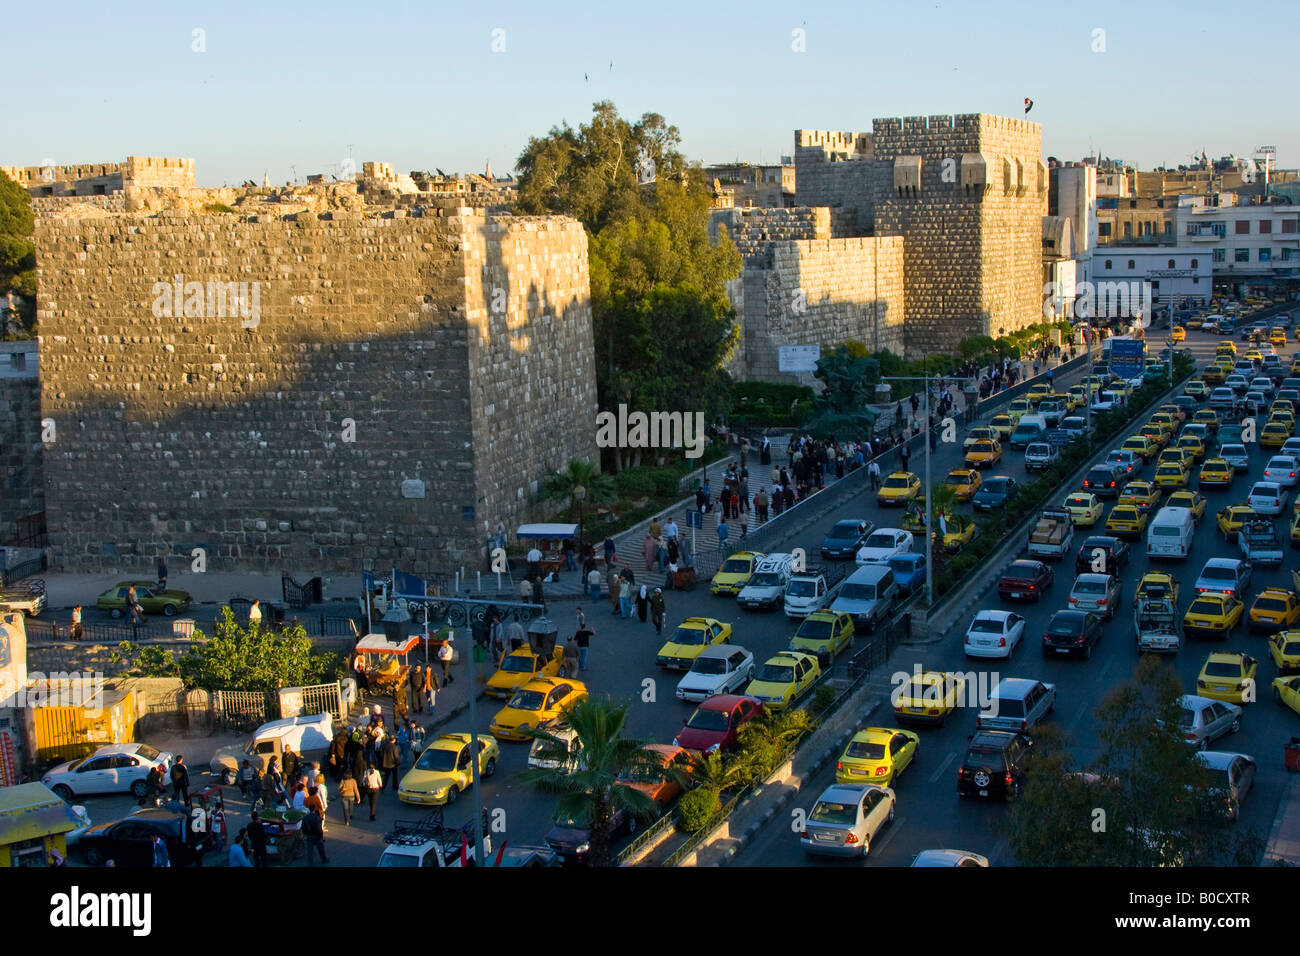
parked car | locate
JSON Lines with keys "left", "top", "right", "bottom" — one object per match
{"left": 43, "top": 743, "right": 174, "bottom": 801}
{"left": 76, "top": 808, "right": 214, "bottom": 867}
{"left": 674, "top": 645, "right": 756, "bottom": 702}
{"left": 673, "top": 695, "right": 765, "bottom": 754}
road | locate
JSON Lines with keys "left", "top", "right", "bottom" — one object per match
{"left": 739, "top": 310, "right": 1300, "bottom": 867}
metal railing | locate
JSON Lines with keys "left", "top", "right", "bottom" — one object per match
{"left": 2, "top": 554, "right": 47, "bottom": 584}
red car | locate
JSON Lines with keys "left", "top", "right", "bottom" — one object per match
{"left": 997, "top": 559, "right": 1055, "bottom": 602}
{"left": 673, "top": 695, "right": 766, "bottom": 754}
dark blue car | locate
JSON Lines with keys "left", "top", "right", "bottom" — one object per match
{"left": 888, "top": 553, "right": 927, "bottom": 593}
{"left": 973, "top": 475, "right": 1019, "bottom": 511}
{"left": 820, "top": 519, "right": 873, "bottom": 559}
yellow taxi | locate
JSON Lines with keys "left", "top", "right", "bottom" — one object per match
{"left": 1184, "top": 381, "right": 1211, "bottom": 401}
{"left": 1166, "top": 490, "right": 1208, "bottom": 521}
{"left": 1261, "top": 421, "right": 1291, "bottom": 448}
{"left": 964, "top": 439, "right": 1002, "bottom": 469}
{"left": 1245, "top": 348, "right": 1264, "bottom": 364}
{"left": 656, "top": 616, "right": 732, "bottom": 669}
{"left": 489, "top": 677, "right": 588, "bottom": 741}
{"left": 1158, "top": 447, "right": 1194, "bottom": 469}
{"left": 1121, "top": 434, "right": 1157, "bottom": 463}
{"left": 744, "top": 651, "right": 821, "bottom": 712}
{"left": 1062, "top": 492, "right": 1105, "bottom": 526}
{"left": 1202, "top": 365, "right": 1227, "bottom": 385}
{"left": 1138, "top": 422, "right": 1170, "bottom": 450}
{"left": 1198, "top": 457, "right": 1235, "bottom": 489}
{"left": 891, "top": 670, "right": 968, "bottom": 726}
{"left": 1158, "top": 403, "right": 1187, "bottom": 424}
{"left": 1270, "top": 408, "right": 1296, "bottom": 430}
{"left": 1248, "top": 588, "right": 1300, "bottom": 634}
{"left": 1149, "top": 412, "right": 1179, "bottom": 437}
{"left": 1118, "top": 480, "right": 1162, "bottom": 513}
{"left": 1292, "top": 355, "right": 1300, "bottom": 375}
{"left": 1007, "top": 398, "right": 1033, "bottom": 422}
{"left": 1026, "top": 383, "right": 1054, "bottom": 406}
{"left": 835, "top": 727, "right": 920, "bottom": 787}
{"left": 1216, "top": 341, "right": 1237, "bottom": 358}
{"left": 1183, "top": 594, "right": 1244, "bottom": 640}
{"left": 1083, "top": 374, "right": 1108, "bottom": 394}
{"left": 1274, "top": 675, "right": 1300, "bottom": 715}
{"left": 1133, "top": 570, "right": 1180, "bottom": 608}
{"left": 1154, "top": 461, "right": 1190, "bottom": 490}
{"left": 944, "top": 469, "right": 982, "bottom": 503}
{"left": 1267, "top": 631, "right": 1300, "bottom": 673}
{"left": 963, "top": 426, "right": 999, "bottom": 450}
{"left": 1217, "top": 505, "right": 1257, "bottom": 541}
{"left": 1271, "top": 328, "right": 1287, "bottom": 347}
{"left": 485, "top": 645, "right": 565, "bottom": 699}
{"left": 790, "top": 610, "right": 855, "bottom": 662}
{"left": 710, "top": 550, "right": 765, "bottom": 596}
{"left": 1195, "top": 652, "right": 1258, "bottom": 705}
{"left": 1105, "top": 504, "right": 1148, "bottom": 540}
{"left": 1068, "top": 384, "right": 1091, "bottom": 408}
{"left": 989, "top": 414, "right": 1015, "bottom": 440}
{"left": 1060, "top": 390, "right": 1082, "bottom": 413}
{"left": 877, "top": 471, "right": 922, "bottom": 507}
{"left": 1270, "top": 399, "right": 1294, "bottom": 419}
{"left": 398, "top": 732, "right": 501, "bottom": 806}
{"left": 1174, "top": 434, "right": 1206, "bottom": 463}
{"left": 1291, "top": 510, "right": 1300, "bottom": 548}
{"left": 1192, "top": 408, "right": 1220, "bottom": 432}
{"left": 1108, "top": 380, "right": 1133, "bottom": 401}
{"left": 940, "top": 514, "right": 978, "bottom": 552}
{"left": 1171, "top": 325, "right": 1186, "bottom": 343}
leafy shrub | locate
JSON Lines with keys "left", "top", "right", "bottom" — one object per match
{"left": 650, "top": 470, "right": 681, "bottom": 498}
{"left": 613, "top": 467, "right": 655, "bottom": 500}
{"left": 676, "top": 786, "right": 721, "bottom": 833}
{"left": 809, "top": 684, "right": 836, "bottom": 716}
{"left": 202, "top": 202, "right": 236, "bottom": 214}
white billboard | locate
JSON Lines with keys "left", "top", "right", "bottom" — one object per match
{"left": 778, "top": 345, "right": 820, "bottom": 373}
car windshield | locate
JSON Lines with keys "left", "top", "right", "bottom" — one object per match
{"left": 506, "top": 690, "right": 545, "bottom": 711}
{"left": 1202, "top": 566, "right": 1234, "bottom": 580}
{"left": 1204, "top": 661, "right": 1243, "bottom": 678}
{"left": 554, "top": 806, "right": 594, "bottom": 828}
{"left": 963, "top": 747, "right": 1007, "bottom": 768}
{"left": 864, "top": 533, "right": 897, "bottom": 549}
{"left": 755, "top": 664, "right": 794, "bottom": 683}
{"left": 809, "top": 801, "right": 858, "bottom": 825}
{"left": 1027, "top": 444, "right": 1049, "bottom": 455}
{"left": 846, "top": 741, "right": 886, "bottom": 760}
{"left": 1004, "top": 565, "right": 1036, "bottom": 579}
{"left": 884, "top": 477, "right": 910, "bottom": 490}
{"left": 983, "top": 480, "right": 1007, "bottom": 493}
{"left": 685, "top": 708, "right": 730, "bottom": 731}
{"left": 750, "top": 573, "right": 782, "bottom": 587}
{"left": 135, "top": 744, "right": 161, "bottom": 761}
{"left": 721, "top": 558, "right": 751, "bottom": 573}
{"left": 501, "top": 656, "right": 535, "bottom": 673}
{"left": 797, "top": 619, "right": 832, "bottom": 639}
{"left": 945, "top": 475, "right": 966, "bottom": 485}
{"left": 888, "top": 556, "right": 916, "bottom": 574}
{"left": 903, "top": 679, "right": 942, "bottom": 702}
{"left": 413, "top": 748, "right": 458, "bottom": 772}
{"left": 689, "top": 657, "right": 727, "bottom": 675}
{"left": 1074, "top": 580, "right": 1106, "bottom": 594}
{"left": 1189, "top": 600, "right": 1223, "bottom": 615}
{"left": 1283, "top": 641, "right": 1300, "bottom": 656}
{"left": 839, "top": 583, "right": 875, "bottom": 600}
{"left": 787, "top": 581, "right": 816, "bottom": 597}
{"left": 377, "top": 853, "right": 420, "bottom": 867}
{"left": 669, "top": 627, "right": 707, "bottom": 646}
{"left": 1256, "top": 598, "right": 1287, "bottom": 612}
{"left": 969, "top": 617, "right": 1004, "bottom": 633}
{"left": 827, "top": 525, "right": 859, "bottom": 540}
{"left": 1222, "top": 445, "right": 1246, "bottom": 456}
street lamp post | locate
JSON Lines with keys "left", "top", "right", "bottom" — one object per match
{"left": 574, "top": 485, "right": 586, "bottom": 562}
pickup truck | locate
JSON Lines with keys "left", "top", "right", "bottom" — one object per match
{"left": 1038, "top": 398, "right": 1068, "bottom": 427}
{"left": 1135, "top": 595, "right": 1183, "bottom": 654}
{"left": 1028, "top": 509, "right": 1074, "bottom": 560}
{"left": 0, "top": 578, "right": 46, "bottom": 617}
{"left": 1239, "top": 518, "right": 1283, "bottom": 568}
{"left": 783, "top": 564, "right": 849, "bottom": 619}
{"left": 209, "top": 713, "right": 334, "bottom": 784}
{"left": 378, "top": 810, "right": 491, "bottom": 867}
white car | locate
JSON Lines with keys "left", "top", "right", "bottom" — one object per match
{"left": 1250, "top": 377, "right": 1275, "bottom": 398}
{"left": 1105, "top": 449, "right": 1142, "bottom": 477}
{"left": 42, "top": 743, "right": 173, "bottom": 800}
{"left": 855, "top": 528, "right": 914, "bottom": 565}
{"left": 675, "top": 644, "right": 756, "bottom": 702}
{"left": 1280, "top": 438, "right": 1300, "bottom": 460}
{"left": 800, "top": 783, "right": 896, "bottom": 858}
{"left": 1247, "top": 481, "right": 1287, "bottom": 515}
{"left": 527, "top": 723, "right": 584, "bottom": 773}
{"left": 1219, "top": 444, "right": 1250, "bottom": 471}
{"left": 963, "top": 609, "right": 1027, "bottom": 659}
{"left": 1263, "top": 456, "right": 1300, "bottom": 488}
{"left": 1171, "top": 695, "right": 1242, "bottom": 750}
{"left": 1068, "top": 572, "right": 1122, "bottom": 621}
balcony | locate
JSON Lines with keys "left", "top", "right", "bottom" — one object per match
{"left": 1185, "top": 226, "right": 1224, "bottom": 241}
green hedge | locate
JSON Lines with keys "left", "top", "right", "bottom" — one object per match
{"left": 676, "top": 787, "right": 720, "bottom": 833}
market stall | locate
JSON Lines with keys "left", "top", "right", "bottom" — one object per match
{"left": 354, "top": 633, "right": 419, "bottom": 699}
{"left": 516, "top": 523, "right": 578, "bottom": 577}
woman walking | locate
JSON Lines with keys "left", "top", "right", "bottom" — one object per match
{"left": 636, "top": 584, "right": 649, "bottom": 623}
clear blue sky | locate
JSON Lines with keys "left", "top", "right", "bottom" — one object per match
{"left": 6, "top": 0, "right": 1297, "bottom": 186}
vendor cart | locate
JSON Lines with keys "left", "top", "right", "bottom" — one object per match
{"left": 355, "top": 632, "right": 419, "bottom": 699}
{"left": 257, "top": 809, "right": 305, "bottom": 863}
{"left": 190, "top": 784, "right": 228, "bottom": 850}
{"left": 516, "top": 523, "right": 578, "bottom": 577}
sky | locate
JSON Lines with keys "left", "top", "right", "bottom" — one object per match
{"left": 5, "top": 0, "right": 1298, "bottom": 187}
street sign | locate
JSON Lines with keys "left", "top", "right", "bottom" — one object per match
{"left": 778, "top": 345, "right": 820, "bottom": 373}
{"left": 1110, "top": 338, "right": 1145, "bottom": 379}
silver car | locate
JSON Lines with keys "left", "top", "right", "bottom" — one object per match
{"left": 1193, "top": 751, "right": 1256, "bottom": 821}
{"left": 1176, "top": 694, "right": 1242, "bottom": 750}
{"left": 1068, "top": 572, "right": 1122, "bottom": 621}
{"left": 800, "top": 783, "right": 895, "bottom": 858}
{"left": 1262, "top": 456, "right": 1300, "bottom": 488}
{"left": 1220, "top": 443, "right": 1250, "bottom": 471}
{"left": 1247, "top": 481, "right": 1287, "bottom": 516}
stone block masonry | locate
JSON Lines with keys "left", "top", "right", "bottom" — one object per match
{"left": 34, "top": 203, "right": 597, "bottom": 577}
{"left": 0, "top": 376, "right": 45, "bottom": 536}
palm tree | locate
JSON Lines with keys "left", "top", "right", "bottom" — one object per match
{"left": 517, "top": 694, "right": 663, "bottom": 867}
{"left": 543, "top": 458, "right": 616, "bottom": 521}
{"left": 734, "top": 709, "right": 811, "bottom": 785}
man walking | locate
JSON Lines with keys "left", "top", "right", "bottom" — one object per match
{"left": 868, "top": 459, "right": 882, "bottom": 491}
{"left": 619, "top": 575, "right": 633, "bottom": 619}
{"left": 574, "top": 621, "right": 592, "bottom": 672}
{"left": 246, "top": 811, "right": 268, "bottom": 866}
{"left": 717, "top": 517, "right": 730, "bottom": 552}
{"left": 169, "top": 754, "right": 190, "bottom": 804}
{"left": 650, "top": 588, "right": 666, "bottom": 636}
{"left": 899, "top": 443, "right": 910, "bottom": 472}
{"left": 380, "top": 735, "right": 402, "bottom": 791}
{"left": 301, "top": 807, "right": 329, "bottom": 866}
{"left": 337, "top": 774, "right": 360, "bottom": 826}
{"left": 562, "top": 636, "right": 580, "bottom": 678}
{"left": 437, "top": 636, "right": 455, "bottom": 685}
{"left": 156, "top": 555, "right": 168, "bottom": 591}
{"left": 587, "top": 565, "right": 602, "bottom": 602}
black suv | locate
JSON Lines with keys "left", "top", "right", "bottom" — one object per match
{"left": 1082, "top": 464, "right": 1124, "bottom": 498}
{"left": 1074, "top": 535, "right": 1130, "bottom": 575}
{"left": 957, "top": 732, "right": 1033, "bottom": 801}
{"left": 77, "top": 808, "right": 215, "bottom": 867}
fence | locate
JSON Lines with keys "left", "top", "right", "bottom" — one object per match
{"left": 24, "top": 618, "right": 196, "bottom": 643}
{"left": 282, "top": 575, "right": 323, "bottom": 609}
{"left": 1, "top": 554, "right": 47, "bottom": 584}
{"left": 7, "top": 512, "right": 47, "bottom": 549}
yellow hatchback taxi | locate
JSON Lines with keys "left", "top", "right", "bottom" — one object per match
{"left": 1171, "top": 325, "right": 1186, "bottom": 343}
{"left": 1105, "top": 504, "right": 1148, "bottom": 540}
{"left": 1198, "top": 458, "right": 1235, "bottom": 489}
{"left": 1175, "top": 434, "right": 1206, "bottom": 463}
{"left": 744, "top": 651, "right": 821, "bottom": 712}
{"left": 1216, "top": 505, "right": 1257, "bottom": 541}
{"left": 489, "top": 677, "right": 588, "bottom": 741}
{"left": 1183, "top": 594, "right": 1244, "bottom": 640}
{"left": 1192, "top": 409, "right": 1220, "bottom": 432}
{"left": 1007, "top": 399, "right": 1033, "bottom": 423}
{"left": 398, "top": 733, "right": 501, "bottom": 806}
{"left": 1062, "top": 492, "right": 1104, "bottom": 526}
{"left": 989, "top": 414, "right": 1015, "bottom": 440}
{"left": 1195, "top": 652, "right": 1258, "bottom": 705}
{"left": 1153, "top": 461, "right": 1189, "bottom": 489}
{"left": 1292, "top": 510, "right": 1300, "bottom": 548}
{"left": 656, "top": 617, "right": 732, "bottom": 669}
{"left": 1068, "top": 384, "right": 1091, "bottom": 408}
{"left": 1119, "top": 480, "right": 1162, "bottom": 513}
{"left": 1272, "top": 328, "right": 1287, "bottom": 347}
{"left": 835, "top": 727, "right": 920, "bottom": 787}
{"left": 963, "top": 427, "right": 999, "bottom": 450}
{"left": 1149, "top": 412, "right": 1179, "bottom": 437}
{"left": 1248, "top": 587, "right": 1300, "bottom": 634}
{"left": 1138, "top": 423, "right": 1170, "bottom": 450}
{"left": 1166, "top": 490, "right": 1208, "bottom": 520}
{"left": 1133, "top": 570, "right": 1180, "bottom": 608}
{"left": 877, "top": 471, "right": 922, "bottom": 507}
{"left": 711, "top": 550, "right": 765, "bottom": 596}
{"left": 485, "top": 646, "right": 565, "bottom": 699}
{"left": 964, "top": 440, "right": 1002, "bottom": 469}
{"left": 1217, "top": 341, "right": 1237, "bottom": 358}
{"left": 945, "top": 468, "right": 982, "bottom": 503}
{"left": 1121, "top": 435, "right": 1157, "bottom": 463}
{"left": 891, "top": 670, "right": 967, "bottom": 726}
{"left": 1262, "top": 422, "right": 1292, "bottom": 448}
{"left": 1027, "top": 383, "right": 1054, "bottom": 406}
{"left": 1268, "top": 631, "right": 1300, "bottom": 673}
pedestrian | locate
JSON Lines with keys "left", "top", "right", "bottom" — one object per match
{"left": 228, "top": 829, "right": 253, "bottom": 867}
{"left": 531, "top": 574, "right": 545, "bottom": 611}
{"left": 587, "top": 566, "right": 602, "bottom": 602}
{"left": 526, "top": 544, "right": 542, "bottom": 579}
{"left": 603, "top": 535, "right": 616, "bottom": 568}
{"left": 575, "top": 606, "right": 586, "bottom": 631}
{"left": 301, "top": 806, "right": 329, "bottom": 866}
{"left": 169, "top": 754, "right": 190, "bottom": 803}
{"left": 437, "top": 636, "right": 455, "bottom": 685}
{"left": 151, "top": 835, "right": 170, "bottom": 868}
{"left": 899, "top": 444, "right": 910, "bottom": 471}
{"left": 642, "top": 531, "right": 657, "bottom": 571}
{"left": 282, "top": 745, "right": 300, "bottom": 785}
{"left": 929, "top": 427, "right": 938, "bottom": 452}
{"left": 314, "top": 772, "right": 329, "bottom": 815}
{"left": 755, "top": 487, "right": 769, "bottom": 523}
{"left": 518, "top": 576, "right": 532, "bottom": 602}
{"left": 363, "top": 765, "right": 383, "bottom": 821}
{"left": 396, "top": 722, "right": 411, "bottom": 769}
{"left": 650, "top": 588, "right": 666, "bottom": 635}
{"left": 239, "top": 759, "right": 257, "bottom": 800}
{"left": 305, "top": 784, "right": 325, "bottom": 820}
{"left": 717, "top": 516, "right": 729, "bottom": 551}
{"left": 507, "top": 614, "right": 526, "bottom": 652}
{"left": 575, "top": 622, "right": 592, "bottom": 671}
{"left": 490, "top": 618, "right": 506, "bottom": 668}
{"left": 409, "top": 664, "right": 424, "bottom": 713}
{"left": 248, "top": 600, "right": 262, "bottom": 627}
{"left": 337, "top": 773, "right": 360, "bottom": 826}
{"left": 562, "top": 636, "right": 580, "bottom": 677}
{"left": 609, "top": 567, "right": 622, "bottom": 614}
{"left": 619, "top": 575, "right": 633, "bottom": 619}
{"left": 380, "top": 736, "right": 401, "bottom": 791}
{"left": 70, "top": 604, "right": 83, "bottom": 641}
{"left": 247, "top": 811, "right": 268, "bottom": 866}
{"left": 636, "top": 584, "right": 648, "bottom": 623}
{"left": 261, "top": 761, "right": 283, "bottom": 809}
{"left": 868, "top": 459, "right": 882, "bottom": 490}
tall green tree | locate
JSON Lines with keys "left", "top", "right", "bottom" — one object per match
{"left": 0, "top": 171, "right": 36, "bottom": 336}
{"left": 542, "top": 458, "right": 616, "bottom": 519}
{"left": 517, "top": 694, "right": 664, "bottom": 867}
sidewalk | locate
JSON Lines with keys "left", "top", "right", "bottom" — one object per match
{"left": 38, "top": 571, "right": 363, "bottom": 612}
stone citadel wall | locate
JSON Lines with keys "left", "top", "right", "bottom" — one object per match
{"left": 34, "top": 205, "right": 596, "bottom": 576}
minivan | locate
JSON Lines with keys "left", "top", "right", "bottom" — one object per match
{"left": 1009, "top": 414, "right": 1048, "bottom": 451}
{"left": 829, "top": 565, "right": 898, "bottom": 631}
{"left": 1147, "top": 506, "right": 1196, "bottom": 559}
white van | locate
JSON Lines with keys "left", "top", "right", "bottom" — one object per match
{"left": 736, "top": 553, "right": 796, "bottom": 611}
{"left": 1146, "top": 506, "right": 1195, "bottom": 560}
